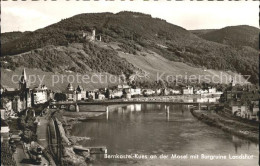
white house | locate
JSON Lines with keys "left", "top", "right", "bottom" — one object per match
{"left": 130, "top": 88, "right": 141, "bottom": 96}
{"left": 232, "top": 105, "right": 248, "bottom": 117}
{"left": 76, "top": 92, "right": 82, "bottom": 101}
{"left": 33, "top": 85, "right": 48, "bottom": 105}
{"left": 143, "top": 89, "right": 155, "bottom": 96}
{"left": 169, "top": 89, "right": 181, "bottom": 95}
{"left": 0, "top": 108, "right": 6, "bottom": 120}
{"left": 98, "top": 94, "right": 106, "bottom": 100}
{"left": 195, "top": 89, "right": 208, "bottom": 95}
{"left": 208, "top": 87, "right": 217, "bottom": 94}
{"left": 155, "top": 89, "right": 162, "bottom": 95}
{"left": 117, "top": 84, "right": 130, "bottom": 90}
{"left": 111, "top": 90, "right": 123, "bottom": 98}
{"left": 76, "top": 85, "right": 86, "bottom": 100}
{"left": 182, "top": 86, "right": 193, "bottom": 95}
{"left": 208, "top": 98, "right": 217, "bottom": 103}
{"left": 65, "top": 83, "right": 77, "bottom": 101}
{"left": 1, "top": 119, "right": 10, "bottom": 133}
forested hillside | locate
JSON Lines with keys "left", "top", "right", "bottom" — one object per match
{"left": 1, "top": 12, "right": 258, "bottom": 84}
{"left": 199, "top": 25, "right": 259, "bottom": 50}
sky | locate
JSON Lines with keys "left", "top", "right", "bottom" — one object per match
{"left": 1, "top": 0, "right": 259, "bottom": 33}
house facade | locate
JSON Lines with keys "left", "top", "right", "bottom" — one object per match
{"left": 65, "top": 83, "right": 76, "bottom": 101}
{"left": 32, "top": 85, "right": 48, "bottom": 105}
{"left": 111, "top": 90, "right": 123, "bottom": 99}
{"left": 76, "top": 85, "right": 86, "bottom": 100}
{"left": 182, "top": 86, "right": 193, "bottom": 95}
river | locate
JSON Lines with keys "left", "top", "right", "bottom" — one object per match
{"left": 71, "top": 104, "right": 259, "bottom": 166}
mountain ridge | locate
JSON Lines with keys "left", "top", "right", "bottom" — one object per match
{"left": 1, "top": 11, "right": 258, "bottom": 85}
{"left": 198, "top": 25, "right": 259, "bottom": 50}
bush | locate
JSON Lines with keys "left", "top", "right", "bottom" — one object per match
{"left": 1, "top": 142, "right": 16, "bottom": 166}
{"left": 54, "top": 93, "right": 67, "bottom": 102}
{"left": 18, "top": 114, "right": 37, "bottom": 143}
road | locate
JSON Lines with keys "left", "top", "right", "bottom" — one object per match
{"left": 37, "top": 112, "right": 56, "bottom": 166}
{"left": 37, "top": 117, "right": 49, "bottom": 148}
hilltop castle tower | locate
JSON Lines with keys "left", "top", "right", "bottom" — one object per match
{"left": 91, "top": 29, "right": 96, "bottom": 41}
{"left": 82, "top": 28, "right": 96, "bottom": 42}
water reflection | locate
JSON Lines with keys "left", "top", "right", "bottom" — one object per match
{"left": 72, "top": 104, "right": 258, "bottom": 166}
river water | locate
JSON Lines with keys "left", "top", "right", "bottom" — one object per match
{"left": 71, "top": 104, "right": 259, "bottom": 166}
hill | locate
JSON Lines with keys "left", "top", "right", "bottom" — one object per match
{"left": 199, "top": 25, "right": 259, "bottom": 50}
{"left": 1, "top": 12, "right": 258, "bottom": 87}
{"left": 1, "top": 31, "right": 30, "bottom": 44}
{"left": 190, "top": 29, "right": 216, "bottom": 36}
{"left": 1, "top": 42, "right": 136, "bottom": 77}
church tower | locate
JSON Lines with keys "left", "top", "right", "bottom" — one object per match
{"left": 19, "top": 68, "right": 31, "bottom": 109}
{"left": 19, "top": 68, "right": 28, "bottom": 90}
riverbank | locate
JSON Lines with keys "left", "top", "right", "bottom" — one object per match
{"left": 50, "top": 104, "right": 126, "bottom": 165}
{"left": 49, "top": 110, "right": 88, "bottom": 166}
{"left": 190, "top": 108, "right": 259, "bottom": 143}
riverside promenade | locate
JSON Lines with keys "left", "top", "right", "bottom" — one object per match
{"left": 49, "top": 98, "right": 218, "bottom": 112}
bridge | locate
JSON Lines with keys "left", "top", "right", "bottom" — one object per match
{"left": 49, "top": 100, "right": 218, "bottom": 112}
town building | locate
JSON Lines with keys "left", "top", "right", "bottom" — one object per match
{"left": 111, "top": 90, "right": 123, "bottom": 99}
{"left": 130, "top": 88, "right": 142, "bottom": 96}
{"left": 76, "top": 85, "right": 86, "bottom": 100}
{"left": 12, "top": 96, "right": 23, "bottom": 113}
{"left": 0, "top": 107, "right": 6, "bottom": 120}
{"left": 162, "top": 88, "right": 169, "bottom": 96}
{"left": 1, "top": 119, "right": 10, "bottom": 133}
{"left": 143, "top": 89, "right": 155, "bottom": 96}
{"left": 47, "top": 90, "right": 55, "bottom": 101}
{"left": 208, "top": 87, "right": 217, "bottom": 94}
{"left": 250, "top": 100, "right": 259, "bottom": 121}
{"left": 86, "top": 91, "right": 96, "bottom": 100}
{"left": 1, "top": 98, "right": 14, "bottom": 115}
{"left": 97, "top": 93, "right": 106, "bottom": 100}
{"left": 1, "top": 119, "right": 10, "bottom": 142}
{"left": 169, "top": 89, "right": 181, "bottom": 95}
{"left": 123, "top": 87, "right": 142, "bottom": 97}
{"left": 32, "top": 85, "right": 48, "bottom": 105}
{"left": 65, "top": 83, "right": 76, "bottom": 101}
{"left": 1, "top": 69, "right": 33, "bottom": 113}
{"left": 232, "top": 105, "right": 248, "bottom": 117}
{"left": 155, "top": 89, "right": 162, "bottom": 95}
{"left": 125, "top": 93, "right": 132, "bottom": 99}
{"left": 117, "top": 84, "right": 130, "bottom": 90}
{"left": 232, "top": 103, "right": 259, "bottom": 121}
{"left": 182, "top": 86, "right": 193, "bottom": 95}
{"left": 194, "top": 89, "right": 208, "bottom": 95}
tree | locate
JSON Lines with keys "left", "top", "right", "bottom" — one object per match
{"left": 54, "top": 93, "right": 67, "bottom": 101}
{"left": 105, "top": 89, "right": 110, "bottom": 99}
